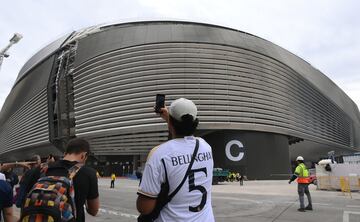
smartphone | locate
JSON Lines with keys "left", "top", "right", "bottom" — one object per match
{"left": 155, "top": 94, "right": 165, "bottom": 113}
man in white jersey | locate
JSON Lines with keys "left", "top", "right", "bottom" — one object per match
{"left": 137, "top": 98, "right": 215, "bottom": 222}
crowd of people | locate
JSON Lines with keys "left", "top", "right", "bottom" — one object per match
{"left": 0, "top": 138, "right": 99, "bottom": 222}
{"left": 0, "top": 97, "right": 214, "bottom": 222}
{"left": 0, "top": 97, "right": 312, "bottom": 221}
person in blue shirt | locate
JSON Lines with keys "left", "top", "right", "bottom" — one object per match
{"left": 0, "top": 172, "right": 16, "bottom": 222}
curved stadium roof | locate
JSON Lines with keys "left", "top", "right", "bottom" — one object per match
{"left": 0, "top": 21, "right": 359, "bottom": 160}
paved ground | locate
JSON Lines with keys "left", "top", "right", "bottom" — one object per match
{"left": 83, "top": 178, "right": 360, "bottom": 222}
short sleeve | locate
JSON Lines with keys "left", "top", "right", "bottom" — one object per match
{"left": 86, "top": 168, "right": 99, "bottom": 200}
{"left": 137, "top": 155, "right": 164, "bottom": 199}
{"left": 294, "top": 166, "right": 301, "bottom": 175}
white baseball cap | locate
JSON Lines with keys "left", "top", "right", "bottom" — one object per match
{"left": 169, "top": 98, "right": 197, "bottom": 121}
{"left": 0, "top": 172, "right": 5, "bottom": 181}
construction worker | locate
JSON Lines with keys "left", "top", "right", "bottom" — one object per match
{"left": 227, "top": 172, "right": 236, "bottom": 182}
{"left": 110, "top": 173, "right": 116, "bottom": 188}
{"left": 288, "top": 156, "right": 313, "bottom": 212}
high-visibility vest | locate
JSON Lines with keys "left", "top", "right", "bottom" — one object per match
{"left": 295, "top": 163, "right": 310, "bottom": 184}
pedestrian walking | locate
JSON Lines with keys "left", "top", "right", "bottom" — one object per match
{"left": 110, "top": 173, "right": 116, "bottom": 188}
{"left": 19, "top": 138, "right": 99, "bottom": 222}
{"left": 239, "top": 175, "right": 244, "bottom": 186}
{"left": 137, "top": 98, "right": 215, "bottom": 222}
{"left": 288, "top": 156, "right": 313, "bottom": 212}
{"left": 15, "top": 155, "right": 42, "bottom": 208}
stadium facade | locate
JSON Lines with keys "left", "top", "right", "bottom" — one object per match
{"left": 0, "top": 21, "right": 359, "bottom": 179}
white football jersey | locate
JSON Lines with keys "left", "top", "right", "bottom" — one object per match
{"left": 138, "top": 136, "right": 215, "bottom": 222}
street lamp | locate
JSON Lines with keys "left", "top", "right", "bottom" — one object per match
{"left": 0, "top": 33, "right": 23, "bottom": 71}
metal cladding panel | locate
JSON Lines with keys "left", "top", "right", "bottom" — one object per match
{"left": 0, "top": 56, "right": 54, "bottom": 126}
{"left": 72, "top": 41, "right": 354, "bottom": 155}
{"left": 0, "top": 89, "right": 49, "bottom": 156}
{"left": 0, "top": 56, "right": 53, "bottom": 158}
{"left": 86, "top": 131, "right": 169, "bottom": 155}
{"left": 15, "top": 34, "right": 71, "bottom": 83}
{"left": 73, "top": 22, "right": 360, "bottom": 128}
{"left": 1, "top": 21, "right": 358, "bottom": 160}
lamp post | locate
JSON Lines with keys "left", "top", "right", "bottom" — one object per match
{"left": 0, "top": 33, "right": 23, "bottom": 71}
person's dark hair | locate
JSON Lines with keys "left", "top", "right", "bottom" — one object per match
{"left": 30, "top": 155, "right": 41, "bottom": 164}
{"left": 169, "top": 114, "right": 199, "bottom": 137}
{"left": 48, "top": 154, "right": 59, "bottom": 160}
{"left": 65, "top": 138, "right": 90, "bottom": 154}
{"left": 297, "top": 160, "right": 304, "bottom": 164}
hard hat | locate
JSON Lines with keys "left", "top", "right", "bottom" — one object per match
{"left": 296, "top": 156, "right": 304, "bottom": 161}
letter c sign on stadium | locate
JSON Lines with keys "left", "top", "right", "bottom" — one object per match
{"left": 225, "top": 140, "right": 244, "bottom": 162}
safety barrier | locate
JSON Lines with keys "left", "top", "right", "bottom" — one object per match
{"left": 340, "top": 177, "right": 352, "bottom": 199}
{"left": 317, "top": 176, "right": 360, "bottom": 195}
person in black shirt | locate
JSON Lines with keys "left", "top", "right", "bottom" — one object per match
{"left": 16, "top": 155, "right": 42, "bottom": 208}
{"left": 47, "top": 138, "right": 99, "bottom": 222}
{"left": 19, "top": 139, "right": 99, "bottom": 222}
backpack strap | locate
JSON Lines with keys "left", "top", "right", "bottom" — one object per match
{"left": 67, "top": 162, "right": 84, "bottom": 180}
{"left": 64, "top": 162, "right": 84, "bottom": 220}
{"left": 161, "top": 159, "right": 169, "bottom": 185}
{"left": 168, "top": 138, "right": 199, "bottom": 201}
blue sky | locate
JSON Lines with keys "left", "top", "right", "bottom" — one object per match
{"left": 1, "top": 0, "right": 359, "bottom": 110}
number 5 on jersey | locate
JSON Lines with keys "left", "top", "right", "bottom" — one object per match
{"left": 188, "top": 167, "right": 207, "bottom": 212}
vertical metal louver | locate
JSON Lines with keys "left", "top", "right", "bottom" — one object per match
{"left": 48, "top": 42, "right": 78, "bottom": 151}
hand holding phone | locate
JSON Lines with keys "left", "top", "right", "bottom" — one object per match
{"left": 155, "top": 94, "right": 165, "bottom": 113}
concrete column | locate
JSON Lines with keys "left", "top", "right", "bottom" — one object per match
{"left": 133, "top": 155, "right": 139, "bottom": 174}
{"left": 139, "top": 154, "right": 147, "bottom": 172}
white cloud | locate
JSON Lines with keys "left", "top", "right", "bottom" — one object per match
{"left": 0, "top": 0, "right": 359, "bottom": 112}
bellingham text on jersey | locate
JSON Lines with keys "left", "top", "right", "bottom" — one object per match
{"left": 171, "top": 151, "right": 213, "bottom": 166}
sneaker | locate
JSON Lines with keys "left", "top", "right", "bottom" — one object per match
{"left": 305, "top": 206, "right": 313, "bottom": 210}
{"left": 298, "top": 208, "right": 306, "bottom": 212}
